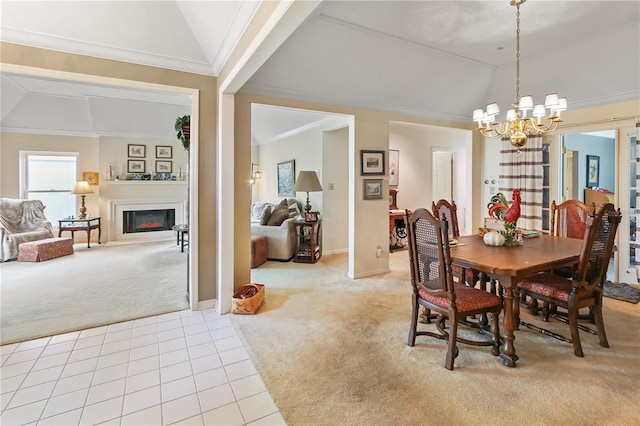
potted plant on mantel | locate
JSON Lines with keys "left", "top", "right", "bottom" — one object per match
{"left": 175, "top": 115, "right": 190, "bottom": 150}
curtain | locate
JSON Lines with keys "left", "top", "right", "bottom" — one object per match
{"left": 499, "top": 135, "right": 543, "bottom": 231}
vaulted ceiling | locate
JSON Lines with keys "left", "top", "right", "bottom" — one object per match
{"left": 1, "top": 1, "right": 639, "bottom": 143}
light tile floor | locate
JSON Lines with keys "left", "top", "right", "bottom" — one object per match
{"left": 0, "top": 309, "right": 285, "bottom": 425}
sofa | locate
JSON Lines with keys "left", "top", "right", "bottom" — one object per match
{"left": 1, "top": 198, "right": 55, "bottom": 262}
{"left": 250, "top": 198, "right": 303, "bottom": 261}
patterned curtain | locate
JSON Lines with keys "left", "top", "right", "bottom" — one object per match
{"left": 499, "top": 135, "right": 543, "bottom": 231}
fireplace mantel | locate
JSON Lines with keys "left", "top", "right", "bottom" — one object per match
{"left": 107, "top": 199, "right": 186, "bottom": 242}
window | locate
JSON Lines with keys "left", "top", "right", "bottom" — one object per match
{"left": 22, "top": 152, "right": 78, "bottom": 224}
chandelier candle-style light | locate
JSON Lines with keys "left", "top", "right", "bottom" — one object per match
{"left": 473, "top": 0, "right": 567, "bottom": 152}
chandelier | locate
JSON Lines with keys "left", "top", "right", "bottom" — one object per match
{"left": 473, "top": 0, "right": 567, "bottom": 152}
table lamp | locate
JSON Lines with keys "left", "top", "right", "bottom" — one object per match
{"left": 293, "top": 171, "right": 322, "bottom": 213}
{"left": 71, "top": 180, "right": 94, "bottom": 219}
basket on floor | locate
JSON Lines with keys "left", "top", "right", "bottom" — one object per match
{"left": 232, "top": 283, "right": 265, "bottom": 314}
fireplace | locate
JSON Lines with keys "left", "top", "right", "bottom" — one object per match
{"left": 108, "top": 199, "right": 186, "bottom": 242}
{"left": 123, "top": 209, "right": 175, "bottom": 234}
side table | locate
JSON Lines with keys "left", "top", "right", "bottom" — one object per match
{"left": 172, "top": 224, "right": 189, "bottom": 253}
{"left": 58, "top": 217, "right": 101, "bottom": 248}
{"left": 294, "top": 220, "right": 322, "bottom": 263}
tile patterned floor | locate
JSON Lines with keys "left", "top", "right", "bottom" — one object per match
{"left": 0, "top": 309, "right": 285, "bottom": 425}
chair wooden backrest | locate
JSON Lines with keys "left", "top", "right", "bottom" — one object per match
{"left": 406, "top": 208, "right": 454, "bottom": 301}
{"left": 573, "top": 203, "right": 621, "bottom": 291}
{"left": 550, "top": 199, "right": 596, "bottom": 239}
{"left": 431, "top": 199, "right": 459, "bottom": 238}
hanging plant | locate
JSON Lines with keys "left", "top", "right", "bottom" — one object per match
{"left": 175, "top": 115, "right": 190, "bottom": 150}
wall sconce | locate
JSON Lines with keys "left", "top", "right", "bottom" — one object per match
{"left": 250, "top": 163, "right": 263, "bottom": 185}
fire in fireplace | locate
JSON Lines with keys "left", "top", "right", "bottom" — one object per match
{"left": 123, "top": 209, "right": 176, "bottom": 234}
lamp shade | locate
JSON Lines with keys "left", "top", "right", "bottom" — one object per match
{"left": 293, "top": 171, "right": 322, "bottom": 193}
{"left": 71, "top": 180, "right": 94, "bottom": 195}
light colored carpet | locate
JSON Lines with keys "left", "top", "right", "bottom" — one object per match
{"left": 0, "top": 240, "right": 188, "bottom": 345}
{"left": 232, "top": 251, "right": 640, "bottom": 425}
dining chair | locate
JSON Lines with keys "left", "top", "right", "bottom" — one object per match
{"left": 406, "top": 208, "right": 502, "bottom": 370}
{"left": 519, "top": 203, "right": 621, "bottom": 357}
{"left": 527, "top": 199, "right": 597, "bottom": 317}
{"left": 550, "top": 199, "right": 596, "bottom": 240}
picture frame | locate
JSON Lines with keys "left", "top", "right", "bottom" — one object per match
{"left": 587, "top": 155, "right": 600, "bottom": 187}
{"left": 127, "top": 159, "right": 145, "bottom": 173}
{"left": 389, "top": 149, "right": 399, "bottom": 186}
{"left": 277, "top": 159, "right": 296, "bottom": 197}
{"left": 128, "top": 144, "right": 146, "bottom": 158}
{"left": 82, "top": 171, "right": 99, "bottom": 186}
{"left": 363, "top": 178, "right": 384, "bottom": 200}
{"left": 155, "top": 145, "right": 173, "bottom": 158}
{"left": 360, "top": 150, "right": 385, "bottom": 175}
{"left": 156, "top": 160, "right": 173, "bottom": 174}
{"left": 305, "top": 211, "right": 319, "bottom": 222}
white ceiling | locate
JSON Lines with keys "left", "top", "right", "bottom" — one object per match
{"left": 1, "top": 1, "right": 639, "bottom": 143}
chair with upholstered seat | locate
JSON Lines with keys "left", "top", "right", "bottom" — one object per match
{"left": 527, "top": 199, "right": 597, "bottom": 316}
{"left": 519, "top": 203, "right": 621, "bottom": 357}
{"left": 406, "top": 208, "right": 502, "bottom": 370}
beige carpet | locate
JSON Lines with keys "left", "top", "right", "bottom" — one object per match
{"left": 0, "top": 240, "right": 188, "bottom": 345}
{"left": 232, "top": 251, "right": 640, "bottom": 425}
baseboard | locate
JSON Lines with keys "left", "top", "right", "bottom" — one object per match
{"left": 196, "top": 299, "right": 216, "bottom": 310}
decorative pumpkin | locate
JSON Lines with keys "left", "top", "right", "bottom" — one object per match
{"left": 483, "top": 231, "right": 505, "bottom": 247}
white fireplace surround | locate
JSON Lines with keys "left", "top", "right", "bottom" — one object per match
{"left": 108, "top": 199, "right": 186, "bottom": 242}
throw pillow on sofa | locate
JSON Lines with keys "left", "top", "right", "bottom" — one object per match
{"left": 287, "top": 198, "right": 301, "bottom": 218}
{"left": 259, "top": 205, "right": 272, "bottom": 225}
{"left": 251, "top": 202, "right": 271, "bottom": 223}
{"left": 266, "top": 199, "right": 289, "bottom": 226}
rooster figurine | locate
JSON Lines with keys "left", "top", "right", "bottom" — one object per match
{"left": 487, "top": 190, "right": 521, "bottom": 224}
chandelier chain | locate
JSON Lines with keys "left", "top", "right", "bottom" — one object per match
{"left": 515, "top": 4, "right": 521, "bottom": 103}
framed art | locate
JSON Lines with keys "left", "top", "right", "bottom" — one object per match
{"left": 305, "top": 211, "right": 319, "bottom": 222}
{"left": 128, "top": 144, "right": 146, "bottom": 158}
{"left": 155, "top": 145, "right": 173, "bottom": 158}
{"left": 360, "top": 150, "right": 385, "bottom": 175}
{"left": 363, "top": 179, "right": 383, "bottom": 200}
{"left": 587, "top": 155, "right": 599, "bottom": 187}
{"left": 127, "top": 159, "right": 145, "bottom": 173}
{"left": 156, "top": 160, "right": 173, "bottom": 173}
{"left": 82, "top": 171, "right": 99, "bottom": 186}
{"left": 277, "top": 159, "right": 295, "bottom": 197}
{"left": 389, "top": 149, "right": 399, "bottom": 186}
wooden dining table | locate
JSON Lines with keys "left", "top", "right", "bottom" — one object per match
{"left": 449, "top": 234, "right": 584, "bottom": 367}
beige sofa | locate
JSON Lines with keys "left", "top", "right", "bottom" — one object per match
{"left": 1, "top": 198, "right": 55, "bottom": 262}
{"left": 250, "top": 198, "right": 303, "bottom": 261}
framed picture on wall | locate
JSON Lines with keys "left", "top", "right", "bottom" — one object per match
{"left": 277, "top": 159, "right": 295, "bottom": 197}
{"left": 155, "top": 145, "right": 173, "bottom": 158}
{"left": 363, "top": 179, "right": 383, "bottom": 200}
{"left": 128, "top": 144, "right": 146, "bottom": 158}
{"left": 360, "top": 150, "right": 385, "bottom": 175}
{"left": 587, "top": 155, "right": 599, "bottom": 187}
{"left": 82, "top": 171, "right": 99, "bottom": 186}
{"left": 156, "top": 160, "right": 173, "bottom": 173}
{"left": 127, "top": 159, "right": 145, "bottom": 173}
{"left": 389, "top": 149, "right": 399, "bottom": 186}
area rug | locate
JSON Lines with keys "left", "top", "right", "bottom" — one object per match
{"left": 604, "top": 281, "right": 640, "bottom": 303}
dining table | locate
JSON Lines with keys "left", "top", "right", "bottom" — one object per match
{"left": 449, "top": 234, "right": 584, "bottom": 367}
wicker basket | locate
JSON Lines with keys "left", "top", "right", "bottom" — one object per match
{"left": 232, "top": 284, "right": 265, "bottom": 314}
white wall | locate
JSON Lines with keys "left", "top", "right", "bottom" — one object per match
{"left": 389, "top": 122, "right": 473, "bottom": 234}
{"left": 322, "top": 126, "right": 349, "bottom": 253}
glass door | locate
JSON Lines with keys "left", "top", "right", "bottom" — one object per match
{"left": 617, "top": 128, "right": 638, "bottom": 284}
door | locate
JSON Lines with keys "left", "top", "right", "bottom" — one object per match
{"left": 617, "top": 128, "right": 638, "bottom": 283}
{"left": 432, "top": 151, "right": 453, "bottom": 202}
